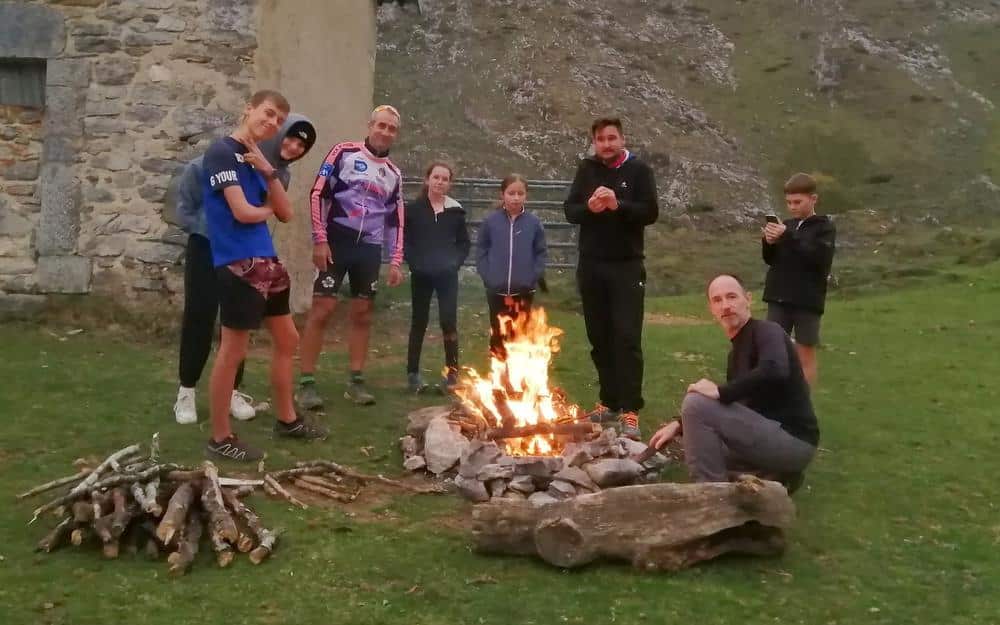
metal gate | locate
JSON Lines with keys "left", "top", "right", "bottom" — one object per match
{"left": 401, "top": 177, "right": 578, "bottom": 269}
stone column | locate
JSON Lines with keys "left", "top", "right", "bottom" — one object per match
{"left": 255, "top": 0, "right": 377, "bottom": 313}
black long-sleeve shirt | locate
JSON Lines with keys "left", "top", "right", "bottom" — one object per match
{"left": 563, "top": 154, "right": 659, "bottom": 261}
{"left": 717, "top": 318, "right": 819, "bottom": 445}
{"left": 762, "top": 214, "right": 836, "bottom": 314}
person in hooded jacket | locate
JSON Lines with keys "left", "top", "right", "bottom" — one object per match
{"left": 476, "top": 174, "right": 547, "bottom": 357}
{"left": 403, "top": 162, "right": 470, "bottom": 393}
{"left": 172, "top": 112, "right": 317, "bottom": 425}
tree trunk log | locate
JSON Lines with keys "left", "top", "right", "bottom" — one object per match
{"left": 221, "top": 489, "right": 276, "bottom": 563}
{"left": 167, "top": 508, "right": 204, "bottom": 576}
{"left": 156, "top": 482, "right": 196, "bottom": 546}
{"left": 201, "top": 461, "right": 240, "bottom": 544}
{"left": 486, "top": 422, "right": 597, "bottom": 441}
{"left": 36, "top": 516, "right": 74, "bottom": 552}
{"left": 471, "top": 478, "right": 795, "bottom": 571}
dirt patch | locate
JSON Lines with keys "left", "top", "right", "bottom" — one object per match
{"left": 644, "top": 312, "right": 710, "bottom": 326}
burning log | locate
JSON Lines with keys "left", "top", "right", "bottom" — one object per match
{"left": 201, "top": 461, "right": 240, "bottom": 544}
{"left": 167, "top": 508, "right": 204, "bottom": 576}
{"left": 471, "top": 478, "right": 795, "bottom": 571}
{"left": 156, "top": 482, "right": 196, "bottom": 546}
{"left": 485, "top": 422, "right": 597, "bottom": 441}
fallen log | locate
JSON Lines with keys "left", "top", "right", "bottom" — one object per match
{"left": 221, "top": 489, "right": 276, "bottom": 563}
{"left": 471, "top": 477, "right": 795, "bottom": 571}
{"left": 17, "top": 469, "right": 92, "bottom": 500}
{"left": 156, "top": 482, "right": 196, "bottom": 546}
{"left": 167, "top": 508, "right": 203, "bottom": 576}
{"left": 201, "top": 461, "right": 239, "bottom": 544}
{"left": 36, "top": 516, "right": 74, "bottom": 553}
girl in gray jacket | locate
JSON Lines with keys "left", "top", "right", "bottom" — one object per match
{"left": 475, "top": 174, "right": 547, "bottom": 356}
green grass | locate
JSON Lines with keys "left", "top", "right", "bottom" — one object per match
{"left": 3, "top": 264, "right": 1000, "bottom": 624}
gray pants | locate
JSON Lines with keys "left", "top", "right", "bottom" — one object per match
{"left": 680, "top": 392, "right": 816, "bottom": 483}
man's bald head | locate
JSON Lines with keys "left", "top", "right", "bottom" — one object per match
{"left": 706, "top": 274, "right": 752, "bottom": 337}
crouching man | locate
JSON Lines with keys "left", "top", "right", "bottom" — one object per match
{"left": 649, "top": 274, "right": 819, "bottom": 491}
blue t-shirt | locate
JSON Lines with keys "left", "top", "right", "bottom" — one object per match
{"left": 203, "top": 137, "right": 277, "bottom": 267}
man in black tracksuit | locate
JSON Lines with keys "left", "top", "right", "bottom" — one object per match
{"left": 564, "top": 117, "right": 660, "bottom": 440}
{"left": 762, "top": 173, "right": 837, "bottom": 387}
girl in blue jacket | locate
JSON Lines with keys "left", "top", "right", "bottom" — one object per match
{"left": 476, "top": 174, "right": 547, "bottom": 356}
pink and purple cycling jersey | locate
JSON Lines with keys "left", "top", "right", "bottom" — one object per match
{"left": 309, "top": 141, "right": 404, "bottom": 266}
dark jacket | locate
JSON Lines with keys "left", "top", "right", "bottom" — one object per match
{"left": 174, "top": 113, "right": 317, "bottom": 237}
{"left": 563, "top": 152, "right": 660, "bottom": 261}
{"left": 404, "top": 195, "right": 470, "bottom": 275}
{"left": 762, "top": 214, "right": 836, "bottom": 314}
{"left": 718, "top": 318, "right": 819, "bottom": 446}
{"left": 476, "top": 209, "right": 547, "bottom": 294}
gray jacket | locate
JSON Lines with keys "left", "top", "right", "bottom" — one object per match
{"left": 476, "top": 208, "right": 547, "bottom": 294}
{"left": 173, "top": 113, "right": 317, "bottom": 237}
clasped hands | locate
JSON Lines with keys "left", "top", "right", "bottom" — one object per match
{"left": 587, "top": 186, "right": 618, "bottom": 213}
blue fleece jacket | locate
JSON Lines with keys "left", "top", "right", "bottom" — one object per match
{"left": 173, "top": 113, "right": 317, "bottom": 237}
{"left": 475, "top": 208, "right": 547, "bottom": 294}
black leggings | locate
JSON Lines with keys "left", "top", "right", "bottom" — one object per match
{"left": 407, "top": 270, "right": 459, "bottom": 375}
{"left": 178, "top": 234, "right": 245, "bottom": 388}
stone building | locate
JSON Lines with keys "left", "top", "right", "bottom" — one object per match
{"left": 0, "top": 0, "right": 377, "bottom": 312}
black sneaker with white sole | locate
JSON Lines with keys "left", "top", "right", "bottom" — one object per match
{"left": 206, "top": 435, "right": 264, "bottom": 462}
{"left": 274, "top": 416, "right": 328, "bottom": 440}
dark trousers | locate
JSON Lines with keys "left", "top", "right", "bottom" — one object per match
{"left": 178, "top": 234, "right": 244, "bottom": 389}
{"left": 486, "top": 289, "right": 534, "bottom": 357}
{"left": 577, "top": 258, "right": 645, "bottom": 412}
{"left": 407, "top": 270, "right": 460, "bottom": 375}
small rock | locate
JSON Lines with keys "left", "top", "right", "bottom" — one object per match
{"left": 486, "top": 478, "right": 507, "bottom": 497}
{"left": 503, "top": 490, "right": 526, "bottom": 501}
{"left": 454, "top": 475, "right": 489, "bottom": 503}
{"left": 508, "top": 475, "right": 535, "bottom": 495}
{"left": 585, "top": 428, "right": 620, "bottom": 458}
{"left": 527, "top": 491, "right": 558, "bottom": 507}
{"left": 399, "top": 435, "right": 419, "bottom": 459}
{"left": 511, "top": 456, "right": 564, "bottom": 479}
{"left": 459, "top": 440, "right": 502, "bottom": 479}
{"left": 583, "top": 458, "right": 644, "bottom": 488}
{"left": 548, "top": 479, "right": 577, "bottom": 499}
{"left": 403, "top": 456, "right": 426, "bottom": 471}
{"left": 561, "top": 442, "right": 594, "bottom": 467}
{"left": 406, "top": 405, "right": 454, "bottom": 437}
{"left": 423, "top": 417, "right": 470, "bottom": 474}
{"left": 476, "top": 463, "right": 514, "bottom": 481}
{"left": 553, "top": 466, "right": 598, "bottom": 491}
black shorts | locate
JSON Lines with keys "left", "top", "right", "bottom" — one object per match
{"left": 217, "top": 257, "right": 291, "bottom": 330}
{"left": 313, "top": 238, "right": 381, "bottom": 299}
{"left": 767, "top": 302, "right": 821, "bottom": 347}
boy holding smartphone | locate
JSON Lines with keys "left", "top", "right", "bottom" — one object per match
{"left": 762, "top": 173, "right": 836, "bottom": 387}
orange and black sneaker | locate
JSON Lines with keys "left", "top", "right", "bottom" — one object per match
{"left": 619, "top": 411, "right": 641, "bottom": 440}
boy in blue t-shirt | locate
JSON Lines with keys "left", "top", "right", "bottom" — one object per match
{"left": 202, "top": 89, "right": 326, "bottom": 461}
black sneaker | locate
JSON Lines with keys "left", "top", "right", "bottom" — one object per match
{"left": 274, "top": 416, "right": 328, "bottom": 440}
{"left": 588, "top": 403, "right": 620, "bottom": 424}
{"left": 206, "top": 435, "right": 264, "bottom": 462}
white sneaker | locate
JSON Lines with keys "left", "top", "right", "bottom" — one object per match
{"left": 230, "top": 390, "right": 256, "bottom": 421}
{"left": 174, "top": 386, "right": 197, "bottom": 424}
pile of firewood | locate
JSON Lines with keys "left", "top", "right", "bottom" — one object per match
{"left": 21, "top": 438, "right": 277, "bottom": 575}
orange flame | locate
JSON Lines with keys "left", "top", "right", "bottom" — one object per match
{"left": 454, "top": 307, "right": 579, "bottom": 455}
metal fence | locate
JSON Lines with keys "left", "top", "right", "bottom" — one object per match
{"left": 401, "top": 177, "right": 578, "bottom": 269}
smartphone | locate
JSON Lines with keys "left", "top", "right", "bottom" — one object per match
{"left": 765, "top": 214, "right": 780, "bottom": 224}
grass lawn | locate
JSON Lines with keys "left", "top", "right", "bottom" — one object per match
{"left": 1, "top": 264, "right": 998, "bottom": 625}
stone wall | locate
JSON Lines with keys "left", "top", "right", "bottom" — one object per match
{"left": 0, "top": 0, "right": 376, "bottom": 309}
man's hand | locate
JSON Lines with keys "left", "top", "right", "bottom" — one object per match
{"left": 587, "top": 192, "right": 607, "bottom": 213}
{"left": 243, "top": 141, "right": 276, "bottom": 179}
{"left": 312, "top": 243, "right": 332, "bottom": 271}
{"left": 595, "top": 186, "right": 618, "bottom": 211}
{"left": 387, "top": 265, "right": 403, "bottom": 287}
{"left": 687, "top": 378, "right": 720, "bottom": 400}
{"left": 649, "top": 420, "right": 682, "bottom": 450}
{"left": 763, "top": 222, "right": 786, "bottom": 244}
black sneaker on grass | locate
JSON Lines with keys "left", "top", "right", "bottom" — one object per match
{"left": 206, "top": 435, "right": 264, "bottom": 462}
{"left": 274, "top": 416, "right": 328, "bottom": 440}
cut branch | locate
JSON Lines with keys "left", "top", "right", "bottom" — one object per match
{"left": 36, "top": 516, "right": 74, "bottom": 553}
{"left": 167, "top": 508, "right": 203, "bottom": 576}
{"left": 67, "top": 444, "right": 142, "bottom": 498}
{"left": 17, "top": 469, "right": 92, "bottom": 500}
{"left": 263, "top": 475, "right": 308, "bottom": 509}
{"left": 155, "top": 482, "right": 196, "bottom": 546}
{"left": 485, "top": 422, "right": 597, "bottom": 440}
{"left": 200, "top": 461, "right": 239, "bottom": 544}
{"left": 221, "top": 489, "right": 276, "bottom": 562}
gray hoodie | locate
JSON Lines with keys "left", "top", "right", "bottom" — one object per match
{"left": 173, "top": 113, "right": 317, "bottom": 237}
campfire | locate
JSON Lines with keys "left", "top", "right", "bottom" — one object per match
{"left": 401, "top": 307, "right": 672, "bottom": 504}
{"left": 454, "top": 307, "right": 582, "bottom": 456}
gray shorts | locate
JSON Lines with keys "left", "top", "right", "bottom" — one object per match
{"left": 767, "top": 302, "right": 821, "bottom": 346}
